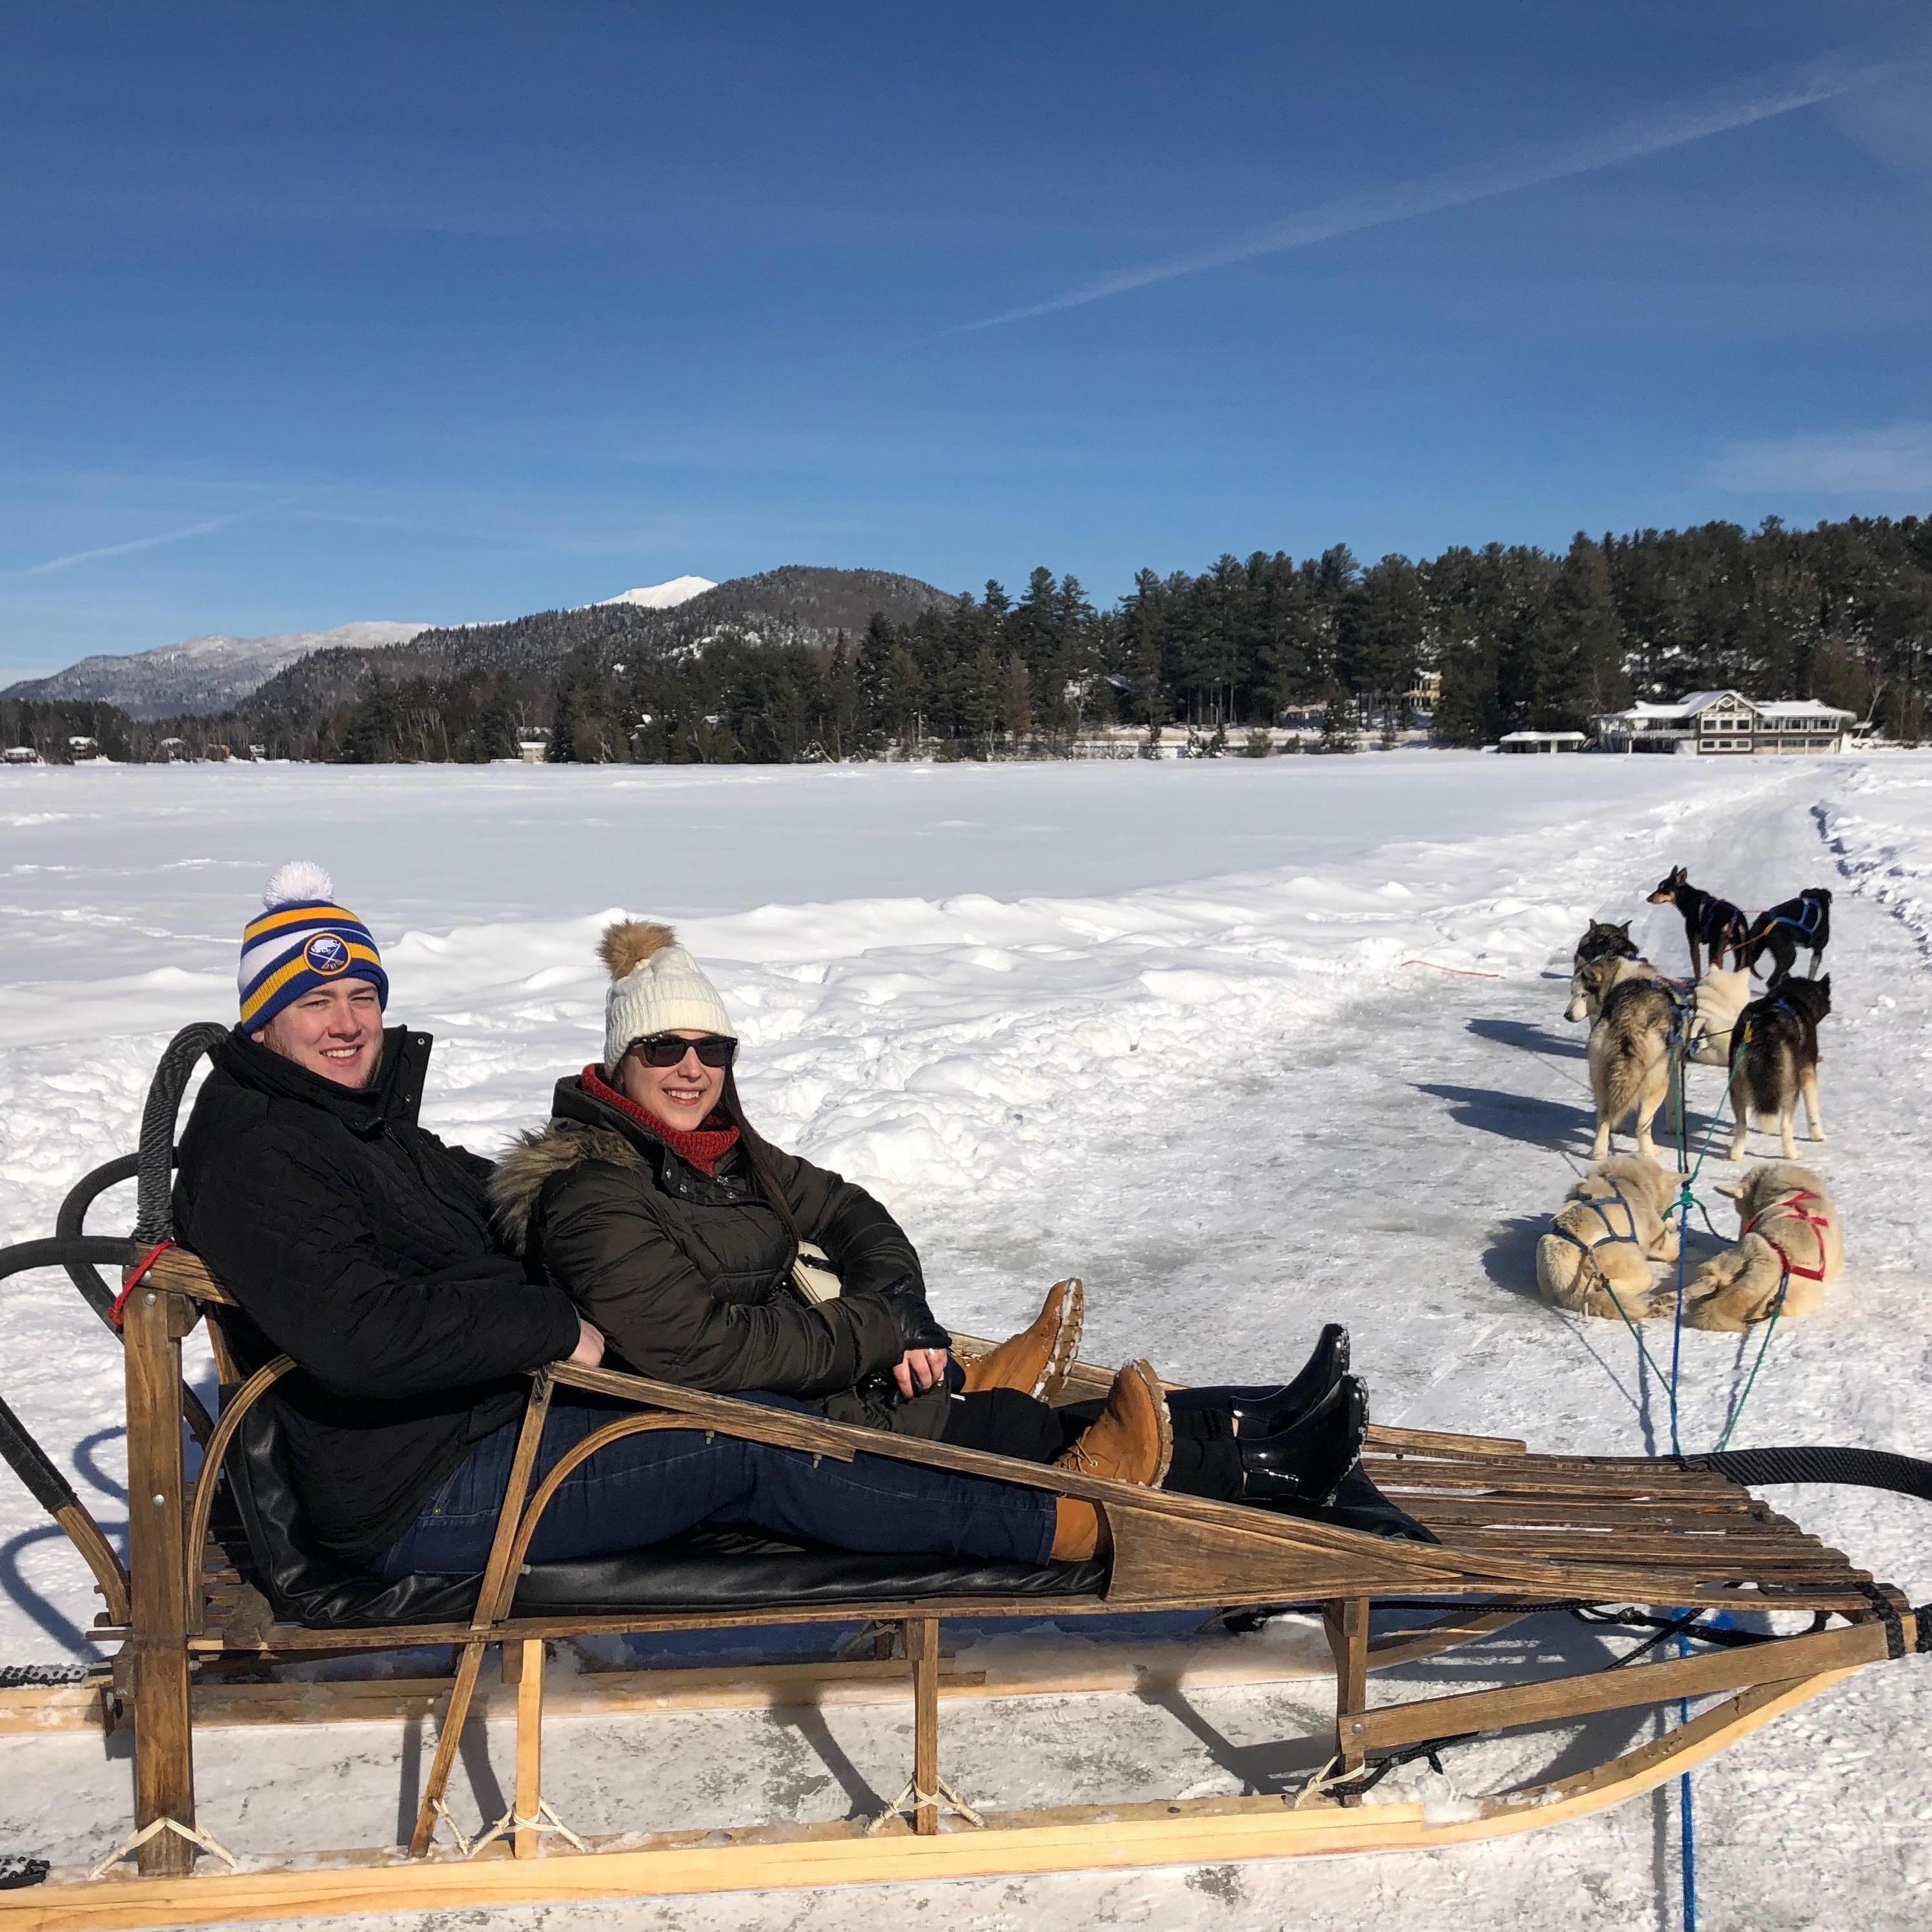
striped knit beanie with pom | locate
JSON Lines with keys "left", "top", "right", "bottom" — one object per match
{"left": 238, "top": 862, "right": 389, "bottom": 1032}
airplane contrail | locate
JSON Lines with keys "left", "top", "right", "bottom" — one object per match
{"left": 965, "top": 55, "right": 1891, "bottom": 329}
{"left": 4, "top": 511, "right": 247, "bottom": 578}
{"left": 3, "top": 493, "right": 309, "bottom": 578}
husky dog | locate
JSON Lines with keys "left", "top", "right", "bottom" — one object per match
{"left": 1648, "top": 867, "right": 1751, "bottom": 979}
{"left": 1564, "top": 951, "right": 1660, "bottom": 1024}
{"left": 1580, "top": 959, "right": 1681, "bottom": 1160}
{"left": 1683, "top": 1161, "right": 1843, "bottom": 1328}
{"left": 1736, "top": 888, "right": 1832, "bottom": 988}
{"left": 1572, "top": 919, "right": 1639, "bottom": 975}
{"left": 1685, "top": 966, "right": 1753, "bottom": 1070}
{"left": 1535, "top": 1154, "right": 1682, "bottom": 1320}
{"left": 1727, "top": 977, "right": 1830, "bottom": 1161}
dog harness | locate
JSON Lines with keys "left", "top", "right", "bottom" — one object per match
{"left": 1694, "top": 894, "right": 1751, "bottom": 961}
{"left": 1753, "top": 893, "right": 1827, "bottom": 942}
{"left": 1549, "top": 1184, "right": 1647, "bottom": 1262}
{"left": 1740, "top": 1189, "right": 1832, "bottom": 1283}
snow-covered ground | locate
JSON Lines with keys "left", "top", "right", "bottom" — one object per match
{"left": 3, "top": 751, "right": 1931, "bottom": 1929}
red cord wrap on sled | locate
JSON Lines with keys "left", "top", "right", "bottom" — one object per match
{"left": 1740, "top": 1191, "right": 1831, "bottom": 1285}
{"left": 108, "top": 1240, "right": 178, "bottom": 1328}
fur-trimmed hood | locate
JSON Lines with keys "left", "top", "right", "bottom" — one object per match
{"left": 491, "top": 1117, "right": 650, "bottom": 1256}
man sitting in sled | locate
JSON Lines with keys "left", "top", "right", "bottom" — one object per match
{"left": 173, "top": 864, "right": 1367, "bottom": 1588}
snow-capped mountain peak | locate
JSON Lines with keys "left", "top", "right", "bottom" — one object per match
{"left": 601, "top": 576, "right": 716, "bottom": 609}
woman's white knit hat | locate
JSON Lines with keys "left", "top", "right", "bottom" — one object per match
{"left": 599, "top": 920, "right": 735, "bottom": 1070}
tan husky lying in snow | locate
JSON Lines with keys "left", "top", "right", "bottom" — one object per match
{"left": 1535, "top": 1154, "right": 1682, "bottom": 1320}
{"left": 1683, "top": 1162, "right": 1844, "bottom": 1329}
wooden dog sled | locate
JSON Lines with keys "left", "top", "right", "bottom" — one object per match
{"left": 0, "top": 1026, "right": 1927, "bottom": 1928}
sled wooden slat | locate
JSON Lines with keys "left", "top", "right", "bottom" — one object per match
{"left": 1345, "top": 1619, "right": 1898, "bottom": 1755}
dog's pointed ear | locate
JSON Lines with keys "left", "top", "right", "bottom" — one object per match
{"left": 1714, "top": 1180, "right": 1744, "bottom": 1201}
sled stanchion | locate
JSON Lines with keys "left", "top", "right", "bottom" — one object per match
{"left": 123, "top": 1283, "right": 198, "bottom": 1878}
{"left": 514, "top": 1640, "right": 545, "bottom": 1859}
{"left": 909, "top": 1618, "right": 941, "bottom": 1835}
{"left": 1325, "top": 1598, "right": 1370, "bottom": 1799}
{"left": 409, "top": 1374, "right": 556, "bottom": 1856}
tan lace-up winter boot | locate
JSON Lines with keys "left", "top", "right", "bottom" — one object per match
{"left": 1049, "top": 1359, "right": 1174, "bottom": 1560}
{"left": 961, "top": 1277, "right": 1084, "bottom": 1401}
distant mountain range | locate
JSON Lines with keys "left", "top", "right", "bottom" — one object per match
{"left": 3, "top": 571, "right": 942, "bottom": 723}
{"left": 1, "top": 620, "right": 432, "bottom": 720}
{"left": 236, "top": 566, "right": 956, "bottom": 727}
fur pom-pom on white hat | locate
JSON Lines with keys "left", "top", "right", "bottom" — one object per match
{"left": 600, "top": 918, "right": 735, "bottom": 1070}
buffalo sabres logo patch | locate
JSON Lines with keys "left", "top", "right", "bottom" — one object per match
{"left": 304, "top": 931, "right": 352, "bottom": 976}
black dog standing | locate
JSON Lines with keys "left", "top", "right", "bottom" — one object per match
{"left": 1736, "top": 888, "right": 1833, "bottom": 988}
{"left": 1647, "top": 868, "right": 1751, "bottom": 980}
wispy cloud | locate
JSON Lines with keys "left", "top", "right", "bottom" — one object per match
{"left": 1, "top": 494, "right": 308, "bottom": 578}
{"left": 1708, "top": 421, "right": 1932, "bottom": 495}
{"left": 2, "top": 512, "right": 246, "bottom": 579}
{"left": 966, "top": 54, "right": 1893, "bottom": 330}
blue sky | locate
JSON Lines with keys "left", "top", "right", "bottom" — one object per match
{"left": 2, "top": 1, "right": 1929, "bottom": 676}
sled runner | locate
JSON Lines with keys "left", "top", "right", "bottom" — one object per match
{"left": 1, "top": 1027, "right": 1927, "bottom": 1929}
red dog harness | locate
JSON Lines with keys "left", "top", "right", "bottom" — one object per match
{"left": 1741, "top": 1190, "right": 1832, "bottom": 1283}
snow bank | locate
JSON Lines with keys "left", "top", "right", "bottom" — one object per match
{"left": 5, "top": 751, "right": 1932, "bottom": 1929}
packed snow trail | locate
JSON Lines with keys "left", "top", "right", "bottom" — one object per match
{"left": 3, "top": 755, "right": 1931, "bottom": 1931}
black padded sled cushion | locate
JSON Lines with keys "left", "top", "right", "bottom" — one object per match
{"left": 223, "top": 1392, "right": 1107, "bottom": 1631}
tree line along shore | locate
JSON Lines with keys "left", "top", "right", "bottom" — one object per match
{"left": 4, "top": 514, "right": 1927, "bottom": 766}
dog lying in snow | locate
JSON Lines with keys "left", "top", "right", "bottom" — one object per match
{"left": 1565, "top": 955, "right": 1681, "bottom": 1161}
{"left": 1682, "top": 1162, "right": 1844, "bottom": 1328}
{"left": 1685, "top": 966, "right": 1753, "bottom": 1070}
{"left": 1727, "top": 977, "right": 1830, "bottom": 1161}
{"left": 1536, "top": 1154, "right": 1682, "bottom": 1319}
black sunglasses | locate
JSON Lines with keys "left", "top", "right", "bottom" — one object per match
{"left": 627, "top": 1033, "right": 738, "bottom": 1070}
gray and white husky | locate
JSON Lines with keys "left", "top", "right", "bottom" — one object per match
{"left": 1567, "top": 955, "right": 1680, "bottom": 1161}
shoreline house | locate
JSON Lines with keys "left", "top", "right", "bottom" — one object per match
{"left": 1498, "top": 729, "right": 1587, "bottom": 754}
{"left": 1592, "top": 691, "right": 1856, "bottom": 756}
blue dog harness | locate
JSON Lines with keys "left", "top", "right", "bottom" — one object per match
{"left": 1549, "top": 1184, "right": 1647, "bottom": 1263}
{"left": 1756, "top": 893, "right": 1826, "bottom": 941}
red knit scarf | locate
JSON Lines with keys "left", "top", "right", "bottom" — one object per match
{"left": 581, "top": 1064, "right": 740, "bottom": 1177}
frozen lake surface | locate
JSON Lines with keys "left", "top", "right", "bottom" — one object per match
{"left": 3, "top": 750, "right": 1931, "bottom": 1930}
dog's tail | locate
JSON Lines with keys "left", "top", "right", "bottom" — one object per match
{"left": 1603, "top": 1013, "right": 1670, "bottom": 1123}
{"left": 1535, "top": 1232, "right": 1588, "bottom": 1311}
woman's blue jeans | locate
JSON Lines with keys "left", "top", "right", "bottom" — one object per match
{"left": 376, "top": 1393, "right": 1057, "bottom": 1579}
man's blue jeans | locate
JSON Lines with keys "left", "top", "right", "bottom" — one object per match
{"left": 376, "top": 1394, "right": 1057, "bottom": 1578}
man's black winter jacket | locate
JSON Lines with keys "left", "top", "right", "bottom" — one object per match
{"left": 173, "top": 1028, "right": 581, "bottom": 1564}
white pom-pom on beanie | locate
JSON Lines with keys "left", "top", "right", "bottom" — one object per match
{"left": 599, "top": 919, "right": 735, "bottom": 1070}
{"left": 263, "top": 859, "right": 336, "bottom": 908}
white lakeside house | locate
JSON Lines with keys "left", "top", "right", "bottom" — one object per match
{"left": 1592, "top": 689, "right": 1856, "bottom": 755}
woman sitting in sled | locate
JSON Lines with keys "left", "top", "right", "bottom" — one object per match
{"left": 491, "top": 919, "right": 1371, "bottom": 1555}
